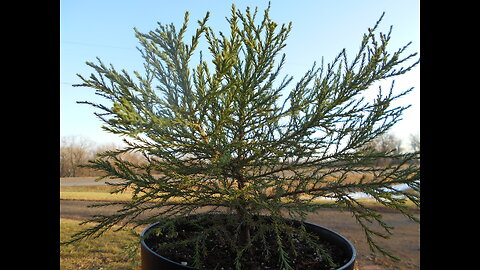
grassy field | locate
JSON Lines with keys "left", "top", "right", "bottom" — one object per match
{"left": 60, "top": 185, "right": 133, "bottom": 201}
{"left": 60, "top": 218, "right": 141, "bottom": 270}
{"left": 60, "top": 184, "right": 419, "bottom": 210}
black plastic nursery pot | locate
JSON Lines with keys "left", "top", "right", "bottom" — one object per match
{"left": 140, "top": 215, "right": 356, "bottom": 270}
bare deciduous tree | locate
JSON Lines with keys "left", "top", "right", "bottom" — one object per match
{"left": 60, "top": 136, "right": 96, "bottom": 177}
{"left": 409, "top": 133, "right": 420, "bottom": 152}
{"left": 363, "top": 132, "right": 403, "bottom": 166}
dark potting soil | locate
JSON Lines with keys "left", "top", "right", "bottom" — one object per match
{"left": 143, "top": 214, "right": 350, "bottom": 270}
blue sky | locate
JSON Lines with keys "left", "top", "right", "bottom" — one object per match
{"left": 60, "top": 0, "right": 419, "bottom": 148}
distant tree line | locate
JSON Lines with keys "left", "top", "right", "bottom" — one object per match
{"left": 60, "top": 133, "right": 419, "bottom": 177}
{"left": 60, "top": 135, "right": 145, "bottom": 177}
{"left": 362, "top": 132, "right": 419, "bottom": 167}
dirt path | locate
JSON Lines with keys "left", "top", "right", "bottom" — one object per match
{"left": 60, "top": 177, "right": 126, "bottom": 186}
{"left": 60, "top": 200, "right": 419, "bottom": 270}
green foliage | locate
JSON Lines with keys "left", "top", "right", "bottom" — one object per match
{"left": 67, "top": 3, "right": 419, "bottom": 269}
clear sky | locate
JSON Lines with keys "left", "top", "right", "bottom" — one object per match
{"left": 60, "top": 0, "right": 419, "bottom": 149}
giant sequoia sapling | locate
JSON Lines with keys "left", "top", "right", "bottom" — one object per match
{"left": 64, "top": 4, "right": 420, "bottom": 269}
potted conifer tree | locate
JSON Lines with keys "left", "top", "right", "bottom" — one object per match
{"left": 63, "top": 4, "right": 420, "bottom": 270}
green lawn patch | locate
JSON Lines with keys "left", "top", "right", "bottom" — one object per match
{"left": 60, "top": 218, "right": 140, "bottom": 270}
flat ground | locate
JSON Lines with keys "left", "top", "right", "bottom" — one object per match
{"left": 60, "top": 199, "right": 419, "bottom": 270}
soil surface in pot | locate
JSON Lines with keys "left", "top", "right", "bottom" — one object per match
{"left": 143, "top": 214, "right": 351, "bottom": 270}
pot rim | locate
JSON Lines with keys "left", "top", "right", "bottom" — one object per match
{"left": 140, "top": 214, "right": 356, "bottom": 270}
{"left": 141, "top": 221, "right": 197, "bottom": 269}
{"left": 302, "top": 220, "right": 357, "bottom": 270}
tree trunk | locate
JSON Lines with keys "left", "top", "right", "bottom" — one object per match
{"left": 236, "top": 175, "right": 253, "bottom": 256}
